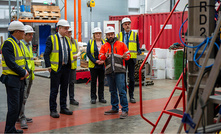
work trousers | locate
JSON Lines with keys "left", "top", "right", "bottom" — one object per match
{"left": 50, "top": 65, "right": 70, "bottom": 112}
{"left": 19, "top": 70, "right": 33, "bottom": 120}
{"left": 90, "top": 68, "right": 105, "bottom": 100}
{"left": 5, "top": 80, "right": 25, "bottom": 133}
{"left": 106, "top": 73, "right": 128, "bottom": 112}
{"left": 125, "top": 59, "right": 135, "bottom": 99}
{"left": 69, "top": 69, "right": 76, "bottom": 100}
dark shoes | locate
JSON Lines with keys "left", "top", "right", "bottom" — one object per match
{"left": 130, "top": 98, "right": 136, "bottom": 103}
{"left": 26, "top": 118, "right": 33, "bottom": 123}
{"left": 120, "top": 111, "right": 128, "bottom": 119}
{"left": 91, "top": 99, "right": 96, "bottom": 104}
{"left": 20, "top": 119, "right": 28, "bottom": 129}
{"left": 60, "top": 108, "right": 73, "bottom": 115}
{"left": 15, "top": 129, "right": 23, "bottom": 133}
{"left": 70, "top": 99, "right": 79, "bottom": 105}
{"left": 50, "top": 111, "right": 60, "bottom": 118}
{"left": 104, "top": 109, "right": 119, "bottom": 115}
{"left": 99, "top": 99, "right": 107, "bottom": 103}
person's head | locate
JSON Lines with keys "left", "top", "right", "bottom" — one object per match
{"left": 8, "top": 21, "right": 26, "bottom": 40}
{"left": 122, "top": 17, "right": 131, "bottom": 33}
{"left": 23, "top": 25, "right": 35, "bottom": 42}
{"left": 57, "top": 19, "right": 70, "bottom": 37}
{"left": 92, "top": 27, "right": 102, "bottom": 41}
{"left": 105, "top": 26, "right": 115, "bottom": 43}
{"left": 67, "top": 28, "right": 72, "bottom": 38}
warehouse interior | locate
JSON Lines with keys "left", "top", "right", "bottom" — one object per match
{"left": 0, "top": 0, "right": 221, "bottom": 133}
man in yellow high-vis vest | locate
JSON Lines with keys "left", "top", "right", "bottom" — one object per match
{"left": 117, "top": 17, "right": 141, "bottom": 103}
{"left": 44, "top": 19, "right": 73, "bottom": 118}
{"left": 19, "top": 25, "right": 35, "bottom": 129}
{"left": 0, "top": 21, "right": 29, "bottom": 133}
{"left": 67, "top": 28, "right": 80, "bottom": 105}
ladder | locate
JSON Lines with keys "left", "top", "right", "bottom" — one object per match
{"left": 178, "top": 14, "right": 221, "bottom": 133}
{"left": 151, "top": 69, "right": 187, "bottom": 133}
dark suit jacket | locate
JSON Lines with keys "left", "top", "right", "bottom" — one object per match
{"left": 0, "top": 35, "right": 28, "bottom": 87}
{"left": 44, "top": 33, "right": 71, "bottom": 73}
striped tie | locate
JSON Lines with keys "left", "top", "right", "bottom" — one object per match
{"left": 62, "top": 37, "right": 68, "bottom": 64}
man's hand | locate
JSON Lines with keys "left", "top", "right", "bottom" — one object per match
{"left": 20, "top": 70, "right": 29, "bottom": 80}
{"left": 48, "top": 68, "right": 52, "bottom": 72}
{"left": 105, "top": 53, "right": 110, "bottom": 57}
{"left": 122, "top": 53, "right": 129, "bottom": 59}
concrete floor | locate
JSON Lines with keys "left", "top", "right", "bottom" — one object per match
{"left": 0, "top": 69, "right": 186, "bottom": 133}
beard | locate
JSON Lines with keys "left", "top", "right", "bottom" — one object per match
{"left": 106, "top": 37, "right": 114, "bottom": 43}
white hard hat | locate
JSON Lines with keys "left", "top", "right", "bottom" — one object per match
{"left": 8, "top": 21, "right": 26, "bottom": 31}
{"left": 122, "top": 17, "right": 131, "bottom": 24}
{"left": 105, "top": 26, "right": 115, "bottom": 34}
{"left": 24, "top": 25, "right": 35, "bottom": 34}
{"left": 92, "top": 27, "right": 102, "bottom": 34}
{"left": 68, "top": 28, "right": 72, "bottom": 32}
{"left": 57, "top": 19, "right": 70, "bottom": 27}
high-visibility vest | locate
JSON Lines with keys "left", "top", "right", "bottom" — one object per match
{"left": 88, "top": 39, "right": 105, "bottom": 68}
{"left": 70, "top": 38, "right": 78, "bottom": 70}
{"left": 50, "top": 34, "right": 72, "bottom": 72}
{"left": 1, "top": 37, "right": 26, "bottom": 76}
{"left": 21, "top": 41, "right": 35, "bottom": 80}
{"left": 117, "top": 31, "right": 137, "bottom": 59}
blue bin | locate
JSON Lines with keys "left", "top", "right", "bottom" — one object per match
{"left": 20, "top": 5, "right": 25, "bottom": 12}
{"left": 25, "top": 5, "right": 31, "bottom": 12}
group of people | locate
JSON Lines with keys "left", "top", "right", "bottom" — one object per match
{"left": 0, "top": 17, "right": 140, "bottom": 133}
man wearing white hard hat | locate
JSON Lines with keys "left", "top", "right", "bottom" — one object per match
{"left": 17, "top": 25, "right": 35, "bottom": 129}
{"left": 99, "top": 26, "right": 130, "bottom": 119}
{"left": 86, "top": 27, "right": 106, "bottom": 104}
{"left": 66, "top": 27, "right": 80, "bottom": 105}
{"left": 44, "top": 19, "right": 73, "bottom": 118}
{"left": 117, "top": 17, "right": 141, "bottom": 103}
{"left": 0, "top": 21, "right": 29, "bottom": 133}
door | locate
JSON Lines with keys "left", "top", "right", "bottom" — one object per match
{"left": 103, "top": 20, "right": 120, "bottom": 38}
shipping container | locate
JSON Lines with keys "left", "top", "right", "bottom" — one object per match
{"left": 109, "top": 11, "right": 188, "bottom": 50}
{"left": 144, "top": 11, "right": 188, "bottom": 50}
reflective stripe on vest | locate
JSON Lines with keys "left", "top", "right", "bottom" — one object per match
{"left": 117, "top": 31, "right": 137, "bottom": 58}
{"left": 1, "top": 38, "right": 26, "bottom": 76}
{"left": 88, "top": 39, "right": 105, "bottom": 68}
{"left": 70, "top": 38, "right": 78, "bottom": 70}
{"left": 21, "top": 41, "right": 35, "bottom": 80}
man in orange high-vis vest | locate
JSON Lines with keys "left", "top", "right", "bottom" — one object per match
{"left": 99, "top": 26, "right": 130, "bottom": 119}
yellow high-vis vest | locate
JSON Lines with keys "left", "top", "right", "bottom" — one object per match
{"left": 70, "top": 38, "right": 78, "bottom": 70}
{"left": 50, "top": 34, "right": 72, "bottom": 72}
{"left": 88, "top": 39, "right": 105, "bottom": 68}
{"left": 1, "top": 37, "right": 26, "bottom": 76}
{"left": 21, "top": 41, "right": 35, "bottom": 80}
{"left": 117, "top": 31, "right": 137, "bottom": 59}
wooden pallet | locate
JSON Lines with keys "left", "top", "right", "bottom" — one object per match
{"left": 12, "top": 16, "right": 34, "bottom": 20}
{"left": 32, "top": 5, "right": 61, "bottom": 19}
{"left": 34, "top": 17, "right": 59, "bottom": 20}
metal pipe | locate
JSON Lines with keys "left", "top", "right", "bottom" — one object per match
{"left": 139, "top": 0, "right": 180, "bottom": 131}
{"left": 9, "top": 0, "right": 11, "bottom": 22}
{"left": 74, "top": 0, "right": 76, "bottom": 39}
{"left": 78, "top": 0, "right": 82, "bottom": 42}
{"left": 65, "top": 0, "right": 67, "bottom": 20}
{"left": 17, "top": 0, "right": 19, "bottom": 21}
{"left": 18, "top": 19, "right": 59, "bottom": 23}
